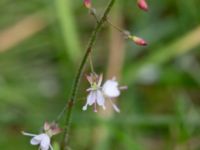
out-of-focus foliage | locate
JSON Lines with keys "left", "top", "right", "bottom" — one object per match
{"left": 0, "top": 0, "right": 200, "bottom": 149}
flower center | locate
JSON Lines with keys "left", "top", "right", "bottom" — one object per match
{"left": 91, "top": 83, "right": 100, "bottom": 90}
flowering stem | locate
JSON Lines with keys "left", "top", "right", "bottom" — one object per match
{"left": 60, "top": 0, "right": 116, "bottom": 149}
{"left": 89, "top": 54, "right": 95, "bottom": 73}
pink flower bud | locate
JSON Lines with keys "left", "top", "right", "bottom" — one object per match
{"left": 137, "top": 0, "right": 148, "bottom": 11}
{"left": 132, "top": 36, "right": 147, "bottom": 46}
{"left": 84, "top": 0, "right": 92, "bottom": 9}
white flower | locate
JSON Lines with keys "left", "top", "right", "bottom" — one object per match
{"left": 22, "top": 122, "right": 61, "bottom": 150}
{"left": 83, "top": 73, "right": 127, "bottom": 112}
{"left": 22, "top": 132, "right": 53, "bottom": 150}
{"left": 83, "top": 74, "right": 106, "bottom": 112}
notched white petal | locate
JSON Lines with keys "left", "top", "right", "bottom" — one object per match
{"left": 87, "top": 91, "right": 96, "bottom": 105}
{"left": 102, "top": 80, "right": 120, "bottom": 98}
{"left": 40, "top": 134, "right": 50, "bottom": 150}
{"left": 82, "top": 91, "right": 96, "bottom": 111}
{"left": 30, "top": 133, "right": 47, "bottom": 145}
{"left": 96, "top": 90, "right": 105, "bottom": 106}
{"left": 30, "top": 134, "right": 45, "bottom": 145}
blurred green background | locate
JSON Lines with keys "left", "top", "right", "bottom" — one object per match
{"left": 1, "top": 0, "right": 200, "bottom": 149}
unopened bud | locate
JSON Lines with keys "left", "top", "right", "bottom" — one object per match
{"left": 137, "top": 0, "right": 148, "bottom": 11}
{"left": 132, "top": 36, "right": 147, "bottom": 46}
{"left": 84, "top": 0, "right": 92, "bottom": 9}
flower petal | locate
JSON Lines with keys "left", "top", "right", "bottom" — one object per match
{"left": 30, "top": 134, "right": 46, "bottom": 145}
{"left": 102, "top": 80, "right": 120, "bottom": 98}
{"left": 87, "top": 91, "right": 96, "bottom": 106}
{"left": 40, "top": 134, "right": 50, "bottom": 150}
{"left": 82, "top": 91, "right": 96, "bottom": 111}
{"left": 96, "top": 90, "right": 105, "bottom": 106}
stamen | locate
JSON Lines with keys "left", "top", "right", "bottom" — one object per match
{"left": 119, "top": 86, "right": 128, "bottom": 90}
{"left": 22, "top": 131, "right": 37, "bottom": 137}
{"left": 108, "top": 98, "right": 120, "bottom": 113}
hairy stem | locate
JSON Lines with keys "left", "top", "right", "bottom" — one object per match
{"left": 60, "top": 0, "right": 116, "bottom": 149}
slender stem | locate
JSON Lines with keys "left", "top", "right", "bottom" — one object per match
{"left": 91, "top": 9, "right": 127, "bottom": 36}
{"left": 60, "top": 0, "right": 116, "bottom": 149}
{"left": 89, "top": 54, "right": 95, "bottom": 73}
{"left": 106, "top": 19, "right": 124, "bottom": 33}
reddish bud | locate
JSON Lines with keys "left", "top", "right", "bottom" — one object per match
{"left": 132, "top": 36, "right": 147, "bottom": 46}
{"left": 84, "top": 0, "right": 92, "bottom": 9}
{"left": 137, "top": 0, "right": 148, "bottom": 11}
